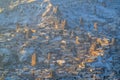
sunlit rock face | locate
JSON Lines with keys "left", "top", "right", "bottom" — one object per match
{"left": 0, "top": 0, "right": 120, "bottom": 80}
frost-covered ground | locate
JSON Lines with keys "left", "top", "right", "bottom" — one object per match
{"left": 0, "top": 0, "right": 120, "bottom": 80}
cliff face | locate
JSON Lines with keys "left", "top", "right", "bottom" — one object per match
{"left": 0, "top": 0, "right": 120, "bottom": 80}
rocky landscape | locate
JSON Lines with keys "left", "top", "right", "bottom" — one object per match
{"left": 0, "top": 0, "right": 120, "bottom": 80}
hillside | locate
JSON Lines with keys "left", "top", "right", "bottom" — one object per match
{"left": 0, "top": 0, "right": 120, "bottom": 80}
